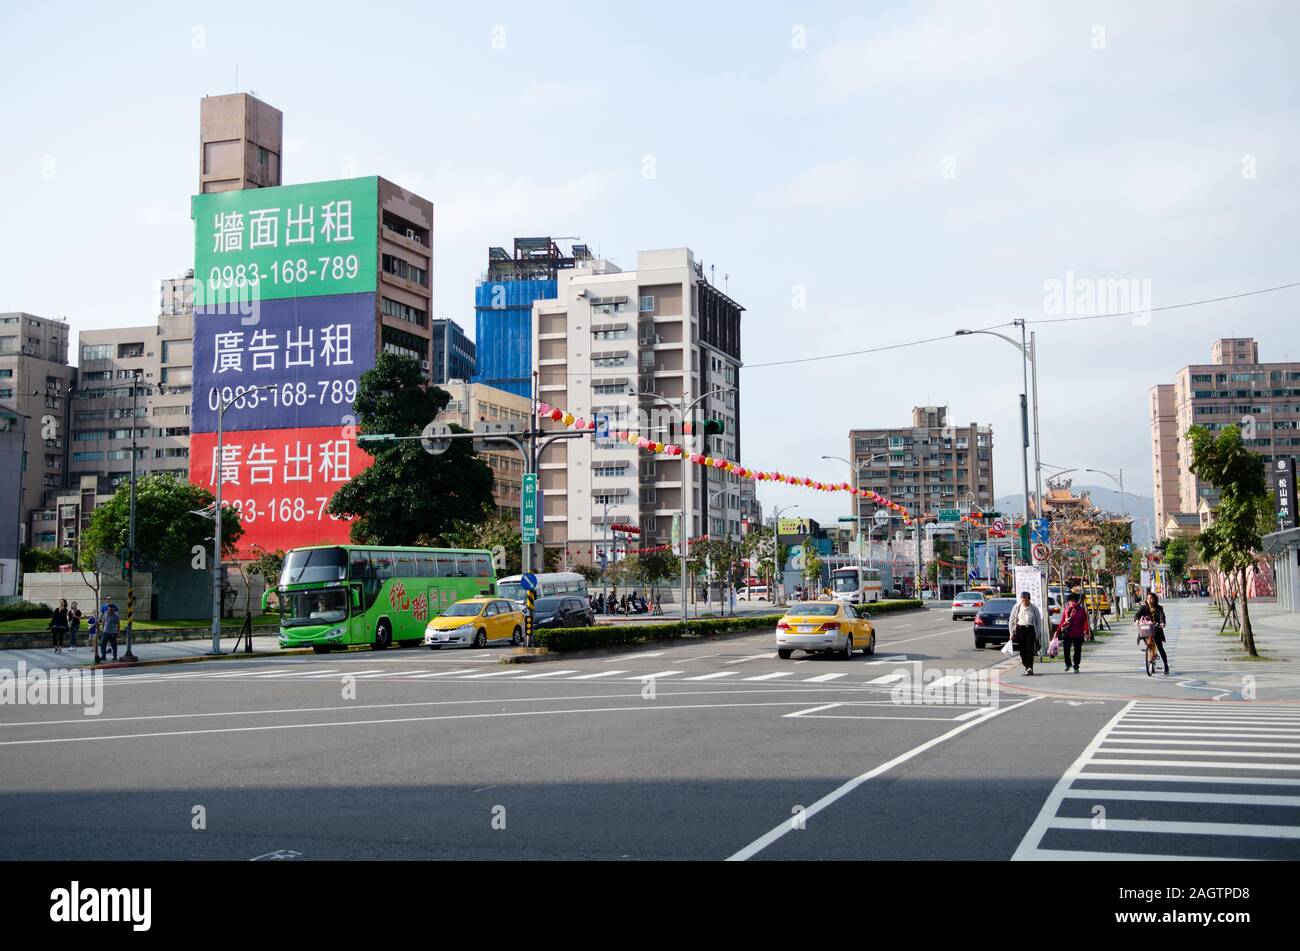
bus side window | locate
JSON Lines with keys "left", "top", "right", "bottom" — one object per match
{"left": 395, "top": 551, "right": 417, "bottom": 578}
{"left": 373, "top": 552, "right": 395, "bottom": 582}
{"left": 418, "top": 554, "right": 437, "bottom": 578}
{"left": 474, "top": 553, "right": 492, "bottom": 578}
{"left": 435, "top": 553, "right": 455, "bottom": 577}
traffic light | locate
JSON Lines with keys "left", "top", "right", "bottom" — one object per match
{"left": 701, "top": 419, "right": 726, "bottom": 436}
{"left": 120, "top": 547, "right": 132, "bottom": 575}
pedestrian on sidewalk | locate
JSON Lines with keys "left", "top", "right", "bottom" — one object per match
{"left": 86, "top": 611, "right": 99, "bottom": 661}
{"left": 68, "top": 602, "right": 82, "bottom": 652}
{"left": 1134, "top": 592, "right": 1169, "bottom": 675}
{"left": 1007, "top": 591, "right": 1044, "bottom": 676}
{"left": 100, "top": 604, "right": 120, "bottom": 662}
{"left": 1059, "top": 593, "right": 1090, "bottom": 672}
{"left": 49, "top": 599, "right": 69, "bottom": 653}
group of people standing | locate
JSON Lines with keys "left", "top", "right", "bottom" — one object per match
{"left": 1006, "top": 590, "right": 1169, "bottom": 677}
{"left": 47, "top": 597, "right": 121, "bottom": 663}
{"left": 592, "top": 591, "right": 649, "bottom": 615}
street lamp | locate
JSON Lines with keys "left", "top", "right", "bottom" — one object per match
{"left": 207, "top": 384, "right": 276, "bottom": 655}
{"left": 771, "top": 504, "right": 798, "bottom": 605}
{"left": 955, "top": 321, "right": 1043, "bottom": 558}
{"left": 823, "top": 452, "right": 888, "bottom": 566}
{"left": 635, "top": 385, "right": 738, "bottom": 631}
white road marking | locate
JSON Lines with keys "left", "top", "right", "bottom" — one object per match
{"left": 744, "top": 672, "right": 793, "bottom": 682}
{"left": 784, "top": 703, "right": 842, "bottom": 718}
{"left": 803, "top": 673, "right": 846, "bottom": 683}
{"left": 684, "top": 672, "right": 738, "bottom": 681}
{"left": 863, "top": 656, "right": 909, "bottom": 665}
{"left": 725, "top": 654, "right": 775, "bottom": 665}
{"left": 866, "top": 672, "right": 906, "bottom": 685}
{"left": 955, "top": 707, "right": 995, "bottom": 721}
{"left": 568, "top": 671, "right": 626, "bottom": 680}
{"left": 929, "top": 674, "right": 965, "bottom": 690}
{"left": 460, "top": 670, "right": 525, "bottom": 679}
{"left": 625, "top": 671, "right": 684, "bottom": 681}
{"left": 1046, "top": 817, "right": 1300, "bottom": 839}
{"left": 256, "top": 669, "right": 337, "bottom": 678}
{"left": 304, "top": 669, "right": 384, "bottom": 679}
{"left": 728, "top": 696, "right": 1040, "bottom": 860}
{"left": 1061, "top": 788, "right": 1300, "bottom": 806}
{"left": 515, "top": 670, "right": 580, "bottom": 680}
{"left": 409, "top": 670, "right": 475, "bottom": 678}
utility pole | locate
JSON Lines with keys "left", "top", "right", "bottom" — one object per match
{"left": 1030, "top": 331, "right": 1042, "bottom": 519}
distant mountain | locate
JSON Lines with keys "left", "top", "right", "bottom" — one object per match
{"left": 995, "top": 484, "right": 1156, "bottom": 548}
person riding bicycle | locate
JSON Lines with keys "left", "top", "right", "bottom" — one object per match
{"left": 1134, "top": 591, "right": 1169, "bottom": 675}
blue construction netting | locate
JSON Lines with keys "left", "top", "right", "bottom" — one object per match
{"left": 472, "top": 279, "right": 556, "bottom": 397}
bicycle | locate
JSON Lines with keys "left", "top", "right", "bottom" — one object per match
{"left": 1138, "top": 621, "right": 1158, "bottom": 676}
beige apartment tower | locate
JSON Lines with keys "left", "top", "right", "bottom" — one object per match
{"left": 532, "top": 248, "right": 747, "bottom": 571}
{"left": 1149, "top": 337, "right": 1300, "bottom": 540}
{"left": 199, "top": 93, "right": 283, "bottom": 194}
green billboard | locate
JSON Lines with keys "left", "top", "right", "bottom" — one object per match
{"left": 193, "top": 177, "right": 378, "bottom": 304}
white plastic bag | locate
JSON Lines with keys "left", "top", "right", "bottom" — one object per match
{"left": 1000, "top": 639, "right": 1015, "bottom": 655}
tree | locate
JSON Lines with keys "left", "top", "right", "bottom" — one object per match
{"left": 327, "top": 352, "right": 496, "bottom": 545}
{"left": 20, "top": 546, "right": 75, "bottom": 574}
{"left": 802, "top": 545, "right": 824, "bottom": 592}
{"left": 742, "top": 526, "right": 787, "bottom": 588}
{"left": 1165, "top": 537, "right": 1189, "bottom": 588}
{"left": 80, "top": 473, "right": 242, "bottom": 571}
{"left": 1187, "top": 424, "right": 1269, "bottom": 656}
{"left": 443, "top": 504, "right": 521, "bottom": 575}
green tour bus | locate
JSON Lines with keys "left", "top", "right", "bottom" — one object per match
{"left": 265, "top": 545, "right": 497, "bottom": 652}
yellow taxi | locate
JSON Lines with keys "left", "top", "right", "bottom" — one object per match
{"left": 775, "top": 601, "right": 876, "bottom": 660}
{"left": 1083, "top": 586, "right": 1111, "bottom": 613}
{"left": 424, "top": 597, "right": 525, "bottom": 650}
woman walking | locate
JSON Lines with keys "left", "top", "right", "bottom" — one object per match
{"left": 68, "top": 601, "right": 82, "bottom": 652}
{"left": 1007, "top": 591, "right": 1045, "bottom": 676}
{"left": 1134, "top": 591, "right": 1170, "bottom": 675}
{"left": 50, "top": 599, "right": 69, "bottom": 653}
{"left": 1059, "top": 593, "right": 1091, "bottom": 672}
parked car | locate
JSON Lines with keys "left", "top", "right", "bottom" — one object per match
{"left": 776, "top": 601, "right": 875, "bottom": 660}
{"left": 952, "top": 590, "right": 987, "bottom": 621}
{"left": 532, "top": 595, "right": 595, "bottom": 630}
{"left": 972, "top": 597, "right": 1017, "bottom": 650}
{"left": 425, "top": 598, "right": 524, "bottom": 649}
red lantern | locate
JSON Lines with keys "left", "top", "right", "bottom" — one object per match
{"left": 550, "top": 409, "right": 563, "bottom": 421}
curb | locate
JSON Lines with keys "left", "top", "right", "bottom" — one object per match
{"left": 89, "top": 648, "right": 311, "bottom": 670}
{"left": 499, "top": 626, "right": 782, "bottom": 664}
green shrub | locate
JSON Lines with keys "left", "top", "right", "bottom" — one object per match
{"left": 0, "top": 600, "right": 54, "bottom": 622}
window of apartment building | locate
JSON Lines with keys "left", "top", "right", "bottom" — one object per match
{"left": 74, "top": 431, "right": 103, "bottom": 441}
{"left": 381, "top": 254, "right": 428, "bottom": 287}
{"left": 639, "top": 295, "right": 654, "bottom": 313}
{"left": 0, "top": 369, "right": 10, "bottom": 379}
{"left": 592, "top": 327, "right": 630, "bottom": 341}
{"left": 161, "top": 367, "right": 192, "bottom": 386}
{"left": 0, "top": 336, "right": 16, "bottom": 352}
{"left": 592, "top": 355, "right": 628, "bottom": 368}
{"left": 592, "top": 383, "right": 627, "bottom": 396}
{"left": 381, "top": 326, "right": 427, "bottom": 363}
{"left": 0, "top": 387, "right": 13, "bottom": 400}
{"left": 117, "top": 342, "right": 145, "bottom": 359}
{"left": 153, "top": 448, "right": 189, "bottom": 459}
{"left": 593, "top": 463, "right": 629, "bottom": 478}
{"left": 381, "top": 297, "right": 428, "bottom": 327}
{"left": 72, "top": 451, "right": 104, "bottom": 462}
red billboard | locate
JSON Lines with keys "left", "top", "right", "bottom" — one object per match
{"left": 189, "top": 426, "right": 371, "bottom": 555}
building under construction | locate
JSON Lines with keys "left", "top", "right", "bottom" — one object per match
{"left": 473, "top": 237, "right": 591, "bottom": 397}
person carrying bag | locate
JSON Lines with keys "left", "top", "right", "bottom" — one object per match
{"left": 1059, "top": 594, "right": 1090, "bottom": 672}
{"left": 1006, "top": 591, "right": 1044, "bottom": 676}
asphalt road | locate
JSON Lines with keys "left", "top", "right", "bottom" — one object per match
{"left": 1, "top": 604, "right": 1295, "bottom": 860}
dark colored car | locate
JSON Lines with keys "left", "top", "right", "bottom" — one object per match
{"left": 973, "top": 597, "right": 1017, "bottom": 650}
{"left": 533, "top": 596, "right": 595, "bottom": 629}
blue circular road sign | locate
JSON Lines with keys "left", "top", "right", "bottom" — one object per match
{"left": 520, "top": 573, "right": 539, "bottom": 592}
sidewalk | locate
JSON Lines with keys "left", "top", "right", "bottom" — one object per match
{"left": 0, "top": 635, "right": 289, "bottom": 674}
{"left": 997, "top": 598, "right": 1300, "bottom": 703}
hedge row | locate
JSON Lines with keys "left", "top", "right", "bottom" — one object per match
{"left": 534, "top": 599, "right": 924, "bottom": 652}
{"left": 0, "top": 601, "right": 54, "bottom": 622}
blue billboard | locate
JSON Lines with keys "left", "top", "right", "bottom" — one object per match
{"left": 192, "top": 292, "right": 376, "bottom": 434}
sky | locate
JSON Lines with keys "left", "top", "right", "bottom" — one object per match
{"left": 2, "top": 1, "right": 1298, "bottom": 527}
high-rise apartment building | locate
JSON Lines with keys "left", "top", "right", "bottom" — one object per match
{"left": 199, "top": 93, "right": 283, "bottom": 194}
{"left": 1150, "top": 337, "right": 1300, "bottom": 540}
{"left": 0, "top": 312, "right": 77, "bottom": 547}
{"left": 848, "top": 406, "right": 995, "bottom": 527}
{"left": 474, "top": 238, "right": 591, "bottom": 397}
{"left": 439, "top": 380, "right": 531, "bottom": 520}
{"left": 431, "top": 318, "right": 475, "bottom": 385}
{"left": 531, "top": 248, "right": 745, "bottom": 572}
{"left": 68, "top": 280, "right": 196, "bottom": 495}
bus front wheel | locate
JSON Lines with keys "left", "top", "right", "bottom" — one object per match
{"left": 373, "top": 620, "right": 392, "bottom": 651}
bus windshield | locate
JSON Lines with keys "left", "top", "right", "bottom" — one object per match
{"left": 497, "top": 580, "right": 523, "bottom": 602}
{"left": 832, "top": 572, "right": 860, "bottom": 592}
{"left": 280, "top": 588, "right": 348, "bottom": 628}
{"left": 281, "top": 547, "right": 348, "bottom": 585}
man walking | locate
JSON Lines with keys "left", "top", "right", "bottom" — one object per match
{"left": 100, "top": 603, "right": 120, "bottom": 663}
{"left": 1007, "top": 591, "right": 1044, "bottom": 676}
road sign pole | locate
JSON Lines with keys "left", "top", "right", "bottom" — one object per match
{"left": 526, "top": 588, "right": 536, "bottom": 648}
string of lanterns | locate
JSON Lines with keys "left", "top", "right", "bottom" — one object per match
{"left": 535, "top": 402, "right": 916, "bottom": 525}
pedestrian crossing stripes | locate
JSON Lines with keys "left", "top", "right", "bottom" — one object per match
{"left": 98, "top": 661, "right": 931, "bottom": 688}
{"left": 1013, "top": 700, "right": 1300, "bottom": 861}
